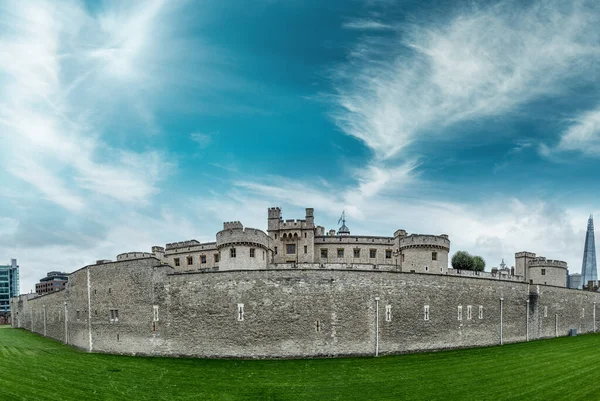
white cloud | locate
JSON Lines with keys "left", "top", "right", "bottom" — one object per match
{"left": 545, "top": 107, "right": 600, "bottom": 156}
{"left": 0, "top": 0, "right": 180, "bottom": 209}
{"left": 343, "top": 19, "right": 394, "bottom": 31}
{"left": 190, "top": 132, "right": 213, "bottom": 149}
{"left": 331, "top": 0, "right": 600, "bottom": 160}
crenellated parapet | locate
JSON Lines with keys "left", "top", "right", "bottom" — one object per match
{"left": 528, "top": 258, "right": 568, "bottom": 269}
{"left": 116, "top": 252, "right": 154, "bottom": 261}
{"left": 216, "top": 224, "right": 271, "bottom": 250}
{"left": 223, "top": 221, "right": 244, "bottom": 230}
{"left": 166, "top": 240, "right": 201, "bottom": 250}
{"left": 399, "top": 234, "right": 450, "bottom": 250}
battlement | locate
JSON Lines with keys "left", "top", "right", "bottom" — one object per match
{"left": 116, "top": 252, "right": 153, "bottom": 261}
{"left": 394, "top": 229, "right": 407, "bottom": 238}
{"left": 216, "top": 226, "right": 270, "bottom": 249}
{"left": 268, "top": 207, "right": 282, "bottom": 219}
{"left": 315, "top": 235, "right": 394, "bottom": 244}
{"left": 515, "top": 251, "right": 536, "bottom": 258}
{"left": 528, "top": 257, "right": 568, "bottom": 269}
{"left": 223, "top": 221, "right": 244, "bottom": 230}
{"left": 151, "top": 246, "right": 165, "bottom": 253}
{"left": 399, "top": 234, "right": 450, "bottom": 250}
{"left": 166, "top": 240, "right": 201, "bottom": 250}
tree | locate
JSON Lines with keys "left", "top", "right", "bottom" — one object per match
{"left": 452, "top": 251, "right": 474, "bottom": 270}
{"left": 472, "top": 256, "right": 485, "bottom": 272}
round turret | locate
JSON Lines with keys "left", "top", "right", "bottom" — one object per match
{"left": 399, "top": 234, "right": 450, "bottom": 274}
{"left": 216, "top": 223, "right": 271, "bottom": 270}
{"left": 527, "top": 257, "right": 567, "bottom": 287}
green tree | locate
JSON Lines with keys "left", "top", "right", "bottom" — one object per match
{"left": 452, "top": 251, "right": 474, "bottom": 270}
{"left": 472, "top": 256, "right": 485, "bottom": 272}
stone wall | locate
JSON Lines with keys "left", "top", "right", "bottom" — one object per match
{"left": 13, "top": 264, "right": 600, "bottom": 359}
{"left": 12, "top": 258, "right": 171, "bottom": 355}
{"left": 312, "top": 241, "right": 396, "bottom": 266}
{"left": 401, "top": 247, "right": 448, "bottom": 274}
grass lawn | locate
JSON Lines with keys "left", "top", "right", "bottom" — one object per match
{"left": 1, "top": 325, "right": 598, "bottom": 400}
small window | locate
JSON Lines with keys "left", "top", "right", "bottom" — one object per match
{"left": 153, "top": 305, "right": 159, "bottom": 321}
{"left": 187, "top": 256, "right": 193, "bottom": 265}
{"left": 275, "top": 233, "right": 278, "bottom": 239}
{"left": 321, "top": 249, "right": 328, "bottom": 259}
{"left": 424, "top": 305, "right": 430, "bottom": 321}
{"left": 237, "top": 303, "right": 244, "bottom": 321}
{"left": 354, "top": 249, "right": 360, "bottom": 258}
{"left": 76, "top": 310, "right": 80, "bottom": 320}
{"left": 402, "top": 253, "right": 405, "bottom": 262}
{"left": 432, "top": 252, "right": 437, "bottom": 261}
{"left": 385, "top": 305, "right": 392, "bottom": 322}
{"left": 174, "top": 258, "right": 180, "bottom": 267}
{"left": 286, "top": 244, "right": 296, "bottom": 254}
{"left": 263, "top": 251, "right": 265, "bottom": 260}
{"left": 201, "top": 255, "right": 207, "bottom": 264}
{"left": 478, "top": 305, "right": 483, "bottom": 320}
{"left": 304, "top": 245, "right": 307, "bottom": 254}
{"left": 274, "top": 246, "right": 278, "bottom": 255}
{"left": 110, "top": 309, "right": 119, "bottom": 323}
{"left": 230, "top": 248, "right": 236, "bottom": 258}
{"left": 458, "top": 305, "right": 463, "bottom": 320}
{"left": 385, "top": 250, "right": 392, "bottom": 259}
{"left": 369, "top": 249, "right": 377, "bottom": 258}
{"left": 582, "top": 308, "right": 585, "bottom": 318}
{"left": 250, "top": 248, "right": 255, "bottom": 258}
{"left": 541, "top": 268, "right": 546, "bottom": 275}
{"left": 544, "top": 306, "right": 548, "bottom": 318}
{"left": 214, "top": 253, "right": 220, "bottom": 263}
{"left": 425, "top": 266, "right": 429, "bottom": 272}
{"left": 467, "top": 305, "right": 472, "bottom": 320}
{"left": 304, "top": 233, "right": 307, "bottom": 238}
{"left": 337, "top": 248, "right": 344, "bottom": 258}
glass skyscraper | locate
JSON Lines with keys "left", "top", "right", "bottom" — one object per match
{"left": 581, "top": 216, "right": 598, "bottom": 287}
{"left": 0, "top": 259, "right": 19, "bottom": 315}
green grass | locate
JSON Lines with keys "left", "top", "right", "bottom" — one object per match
{"left": 1, "top": 325, "right": 599, "bottom": 401}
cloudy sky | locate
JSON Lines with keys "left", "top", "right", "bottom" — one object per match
{"left": 1, "top": 0, "right": 599, "bottom": 293}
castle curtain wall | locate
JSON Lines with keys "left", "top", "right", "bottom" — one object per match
{"left": 13, "top": 261, "right": 600, "bottom": 358}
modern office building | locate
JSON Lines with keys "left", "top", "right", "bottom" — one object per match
{"left": 0, "top": 259, "right": 19, "bottom": 315}
{"left": 581, "top": 215, "right": 598, "bottom": 286}
{"left": 35, "top": 271, "right": 69, "bottom": 295}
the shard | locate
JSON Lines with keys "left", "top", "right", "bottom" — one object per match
{"left": 581, "top": 215, "right": 598, "bottom": 286}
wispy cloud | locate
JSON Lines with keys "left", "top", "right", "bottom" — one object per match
{"left": 331, "top": 0, "right": 600, "bottom": 160}
{"left": 343, "top": 19, "right": 394, "bottom": 31}
{"left": 190, "top": 132, "right": 214, "bottom": 149}
{"left": 0, "top": 0, "right": 180, "bottom": 210}
{"left": 543, "top": 107, "right": 600, "bottom": 156}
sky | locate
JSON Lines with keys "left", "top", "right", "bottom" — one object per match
{"left": 1, "top": 0, "right": 600, "bottom": 293}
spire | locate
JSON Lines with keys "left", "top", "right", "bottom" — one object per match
{"left": 581, "top": 215, "right": 598, "bottom": 287}
{"left": 337, "top": 210, "right": 350, "bottom": 235}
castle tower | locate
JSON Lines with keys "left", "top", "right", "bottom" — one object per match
{"left": 581, "top": 215, "right": 598, "bottom": 285}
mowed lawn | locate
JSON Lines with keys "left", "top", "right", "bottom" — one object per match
{"left": 1, "top": 326, "right": 599, "bottom": 401}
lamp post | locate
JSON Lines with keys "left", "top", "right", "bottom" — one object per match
{"left": 375, "top": 297, "right": 380, "bottom": 357}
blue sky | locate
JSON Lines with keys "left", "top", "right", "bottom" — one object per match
{"left": 1, "top": 0, "right": 600, "bottom": 293}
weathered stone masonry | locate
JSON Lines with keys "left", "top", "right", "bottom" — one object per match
{"left": 10, "top": 206, "right": 582, "bottom": 358}
{"left": 11, "top": 257, "right": 600, "bottom": 359}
